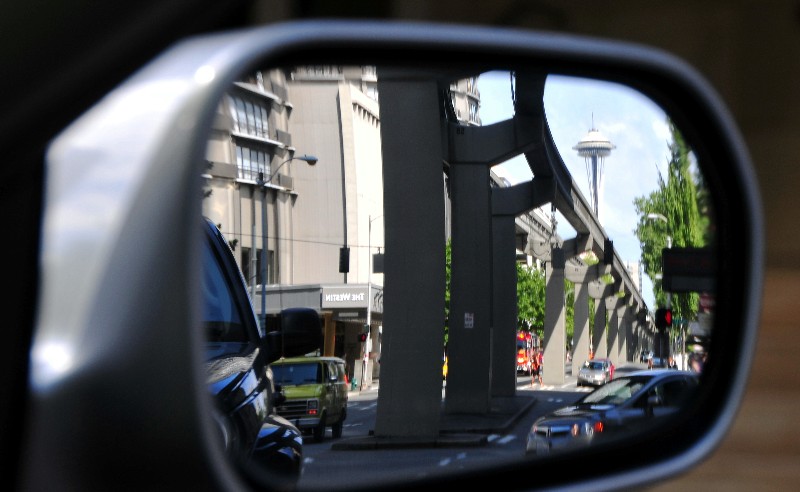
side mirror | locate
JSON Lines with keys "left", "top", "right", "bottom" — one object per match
{"left": 31, "top": 19, "right": 763, "bottom": 492}
{"left": 263, "top": 307, "right": 324, "bottom": 363}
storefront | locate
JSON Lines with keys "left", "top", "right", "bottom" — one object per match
{"left": 257, "top": 283, "right": 383, "bottom": 387}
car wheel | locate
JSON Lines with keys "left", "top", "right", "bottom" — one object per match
{"left": 332, "top": 418, "right": 343, "bottom": 438}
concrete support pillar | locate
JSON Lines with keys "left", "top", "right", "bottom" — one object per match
{"left": 592, "top": 295, "right": 608, "bottom": 358}
{"left": 543, "top": 247, "right": 566, "bottom": 385}
{"left": 620, "top": 306, "right": 630, "bottom": 363}
{"left": 445, "top": 158, "right": 492, "bottom": 414}
{"left": 572, "top": 280, "right": 590, "bottom": 375}
{"left": 374, "top": 75, "right": 444, "bottom": 438}
{"left": 491, "top": 215, "right": 518, "bottom": 397}
{"left": 605, "top": 296, "right": 622, "bottom": 367}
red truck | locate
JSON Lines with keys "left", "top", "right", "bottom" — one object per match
{"left": 516, "top": 331, "right": 535, "bottom": 374}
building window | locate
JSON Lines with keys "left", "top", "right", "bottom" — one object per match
{"left": 241, "top": 246, "right": 263, "bottom": 287}
{"left": 469, "top": 101, "right": 479, "bottom": 123}
{"left": 364, "top": 82, "right": 379, "bottom": 101}
{"left": 467, "top": 76, "right": 479, "bottom": 95}
{"left": 267, "top": 250, "right": 275, "bottom": 284}
{"left": 228, "top": 94, "right": 270, "bottom": 139}
{"left": 236, "top": 145, "right": 270, "bottom": 181}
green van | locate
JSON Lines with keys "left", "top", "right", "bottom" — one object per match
{"left": 269, "top": 356, "right": 349, "bottom": 442}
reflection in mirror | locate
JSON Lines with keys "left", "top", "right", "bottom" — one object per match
{"left": 201, "top": 64, "right": 715, "bottom": 490}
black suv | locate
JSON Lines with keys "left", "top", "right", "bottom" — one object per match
{"left": 202, "top": 218, "right": 321, "bottom": 487}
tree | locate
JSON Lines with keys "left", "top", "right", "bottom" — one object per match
{"left": 564, "top": 279, "right": 575, "bottom": 348}
{"left": 634, "top": 119, "right": 708, "bottom": 330}
{"left": 445, "top": 242, "right": 549, "bottom": 344}
{"left": 516, "top": 262, "right": 545, "bottom": 339}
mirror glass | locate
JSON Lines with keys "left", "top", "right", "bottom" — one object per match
{"left": 201, "top": 64, "right": 715, "bottom": 490}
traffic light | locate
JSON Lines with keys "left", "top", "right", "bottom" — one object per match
{"left": 339, "top": 247, "right": 350, "bottom": 273}
{"left": 655, "top": 307, "right": 672, "bottom": 329}
{"left": 358, "top": 332, "right": 368, "bottom": 342}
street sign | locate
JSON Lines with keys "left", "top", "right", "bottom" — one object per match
{"left": 662, "top": 247, "right": 715, "bottom": 293}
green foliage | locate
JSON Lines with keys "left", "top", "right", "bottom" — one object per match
{"left": 564, "top": 279, "right": 574, "bottom": 345}
{"left": 634, "top": 119, "right": 709, "bottom": 328}
{"left": 516, "top": 262, "right": 545, "bottom": 336}
{"left": 445, "top": 243, "right": 549, "bottom": 345}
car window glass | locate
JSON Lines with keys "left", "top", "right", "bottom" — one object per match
{"left": 272, "top": 363, "right": 321, "bottom": 385}
{"left": 660, "top": 379, "right": 691, "bottom": 406}
{"left": 202, "top": 235, "right": 248, "bottom": 345}
{"left": 583, "top": 377, "right": 646, "bottom": 404}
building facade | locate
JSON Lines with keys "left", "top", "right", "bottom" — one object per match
{"left": 203, "top": 66, "right": 390, "bottom": 385}
{"left": 202, "top": 66, "right": 567, "bottom": 386}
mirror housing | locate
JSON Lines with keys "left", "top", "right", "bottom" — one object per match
{"left": 263, "top": 307, "right": 324, "bottom": 363}
{"left": 28, "top": 20, "right": 763, "bottom": 491}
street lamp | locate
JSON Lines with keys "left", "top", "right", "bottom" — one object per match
{"left": 252, "top": 154, "right": 318, "bottom": 325}
{"left": 362, "top": 214, "right": 383, "bottom": 391}
{"left": 646, "top": 213, "right": 672, "bottom": 249}
{"left": 264, "top": 154, "right": 318, "bottom": 184}
{"left": 646, "top": 212, "right": 673, "bottom": 366}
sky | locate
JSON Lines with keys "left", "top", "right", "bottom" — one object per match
{"left": 477, "top": 71, "right": 673, "bottom": 309}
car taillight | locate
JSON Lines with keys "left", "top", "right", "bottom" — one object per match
{"left": 593, "top": 421, "right": 604, "bottom": 433}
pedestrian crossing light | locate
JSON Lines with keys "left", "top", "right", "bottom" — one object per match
{"left": 358, "top": 332, "right": 368, "bottom": 343}
{"left": 655, "top": 307, "right": 672, "bottom": 329}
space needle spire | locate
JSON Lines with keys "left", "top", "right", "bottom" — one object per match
{"left": 573, "top": 117, "right": 615, "bottom": 222}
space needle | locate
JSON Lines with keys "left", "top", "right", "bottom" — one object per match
{"left": 573, "top": 123, "right": 615, "bottom": 222}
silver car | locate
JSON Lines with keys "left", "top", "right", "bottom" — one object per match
{"left": 527, "top": 370, "right": 699, "bottom": 456}
{"left": 577, "top": 359, "right": 612, "bottom": 387}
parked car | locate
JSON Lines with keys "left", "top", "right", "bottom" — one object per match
{"left": 526, "top": 370, "right": 699, "bottom": 456}
{"left": 577, "top": 358, "right": 614, "bottom": 387}
{"left": 270, "top": 356, "right": 349, "bottom": 442}
{"left": 202, "top": 217, "right": 321, "bottom": 484}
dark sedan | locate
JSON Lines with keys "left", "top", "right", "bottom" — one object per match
{"left": 526, "top": 370, "right": 699, "bottom": 455}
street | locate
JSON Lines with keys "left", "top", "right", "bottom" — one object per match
{"left": 297, "top": 370, "right": 590, "bottom": 490}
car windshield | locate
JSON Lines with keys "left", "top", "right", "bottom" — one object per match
{"left": 581, "top": 376, "right": 648, "bottom": 405}
{"left": 272, "top": 363, "right": 322, "bottom": 385}
{"left": 585, "top": 361, "right": 605, "bottom": 370}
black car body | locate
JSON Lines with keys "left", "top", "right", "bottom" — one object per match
{"left": 526, "top": 370, "right": 699, "bottom": 455}
{"left": 202, "top": 217, "right": 304, "bottom": 484}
